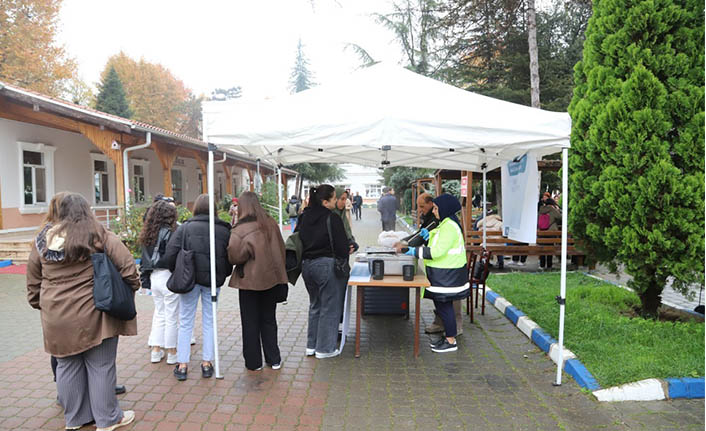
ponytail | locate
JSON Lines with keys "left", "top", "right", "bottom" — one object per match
{"left": 308, "top": 184, "right": 335, "bottom": 208}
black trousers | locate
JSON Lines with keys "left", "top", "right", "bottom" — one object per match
{"left": 238, "top": 288, "right": 281, "bottom": 370}
{"left": 433, "top": 300, "right": 457, "bottom": 338}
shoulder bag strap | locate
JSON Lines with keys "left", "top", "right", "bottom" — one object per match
{"left": 325, "top": 214, "right": 336, "bottom": 256}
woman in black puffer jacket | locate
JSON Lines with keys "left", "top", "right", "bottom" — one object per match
{"left": 161, "top": 194, "right": 232, "bottom": 381}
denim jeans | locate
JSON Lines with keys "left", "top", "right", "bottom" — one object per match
{"left": 177, "top": 284, "right": 220, "bottom": 364}
{"left": 302, "top": 257, "right": 345, "bottom": 354}
{"left": 289, "top": 217, "right": 297, "bottom": 232}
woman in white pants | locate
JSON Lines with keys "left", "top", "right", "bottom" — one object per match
{"left": 139, "top": 200, "right": 179, "bottom": 364}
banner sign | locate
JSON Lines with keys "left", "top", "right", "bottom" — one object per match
{"left": 461, "top": 175, "right": 468, "bottom": 197}
{"left": 501, "top": 152, "right": 539, "bottom": 243}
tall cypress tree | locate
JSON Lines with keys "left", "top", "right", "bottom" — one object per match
{"left": 95, "top": 66, "right": 132, "bottom": 118}
{"left": 568, "top": 0, "right": 704, "bottom": 315}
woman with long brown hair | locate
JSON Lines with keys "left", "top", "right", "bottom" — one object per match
{"left": 139, "top": 200, "right": 178, "bottom": 364}
{"left": 27, "top": 193, "right": 139, "bottom": 431}
{"left": 228, "top": 191, "right": 288, "bottom": 370}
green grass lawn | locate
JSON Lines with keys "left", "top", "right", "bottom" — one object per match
{"left": 487, "top": 272, "right": 705, "bottom": 388}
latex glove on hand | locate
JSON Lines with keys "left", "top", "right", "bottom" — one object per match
{"left": 403, "top": 247, "right": 416, "bottom": 257}
{"left": 420, "top": 228, "right": 430, "bottom": 241}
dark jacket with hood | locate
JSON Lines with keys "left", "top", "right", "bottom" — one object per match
{"left": 139, "top": 226, "right": 173, "bottom": 289}
{"left": 162, "top": 214, "right": 233, "bottom": 287}
{"left": 295, "top": 206, "right": 349, "bottom": 260}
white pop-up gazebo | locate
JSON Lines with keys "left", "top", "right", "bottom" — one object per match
{"left": 201, "top": 63, "right": 571, "bottom": 384}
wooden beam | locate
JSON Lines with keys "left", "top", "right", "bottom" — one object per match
{"left": 78, "top": 123, "right": 126, "bottom": 207}
{"left": 223, "top": 164, "right": 233, "bottom": 196}
{"left": 1, "top": 93, "right": 131, "bottom": 133}
{"left": 0, "top": 98, "right": 81, "bottom": 133}
{"left": 153, "top": 141, "right": 177, "bottom": 197}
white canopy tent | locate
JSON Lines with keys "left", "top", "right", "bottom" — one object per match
{"left": 202, "top": 63, "right": 571, "bottom": 384}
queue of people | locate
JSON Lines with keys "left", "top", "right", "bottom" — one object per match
{"left": 26, "top": 184, "right": 476, "bottom": 430}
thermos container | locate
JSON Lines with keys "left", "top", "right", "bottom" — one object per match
{"left": 371, "top": 259, "right": 385, "bottom": 280}
{"left": 402, "top": 264, "right": 415, "bottom": 281}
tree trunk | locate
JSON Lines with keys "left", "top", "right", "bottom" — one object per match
{"left": 639, "top": 282, "right": 663, "bottom": 318}
{"left": 527, "top": 0, "right": 541, "bottom": 108}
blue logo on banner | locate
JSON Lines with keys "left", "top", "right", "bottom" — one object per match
{"left": 508, "top": 154, "right": 528, "bottom": 176}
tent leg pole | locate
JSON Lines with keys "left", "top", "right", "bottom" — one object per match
{"left": 278, "top": 166, "right": 283, "bottom": 234}
{"left": 207, "top": 145, "right": 223, "bottom": 379}
{"left": 482, "top": 164, "right": 487, "bottom": 248}
{"left": 555, "top": 147, "right": 569, "bottom": 386}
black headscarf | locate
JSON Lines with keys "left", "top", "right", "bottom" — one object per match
{"left": 432, "top": 194, "right": 463, "bottom": 231}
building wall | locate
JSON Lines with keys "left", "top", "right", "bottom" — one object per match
{"left": 299, "top": 163, "right": 384, "bottom": 205}
{"left": 0, "top": 117, "right": 110, "bottom": 230}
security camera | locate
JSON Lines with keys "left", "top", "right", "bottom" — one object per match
{"left": 111, "top": 141, "right": 121, "bottom": 150}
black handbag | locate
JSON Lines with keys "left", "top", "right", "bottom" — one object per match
{"left": 326, "top": 214, "right": 350, "bottom": 279}
{"left": 270, "top": 283, "right": 289, "bottom": 303}
{"left": 92, "top": 253, "right": 137, "bottom": 321}
{"left": 167, "top": 223, "right": 197, "bottom": 294}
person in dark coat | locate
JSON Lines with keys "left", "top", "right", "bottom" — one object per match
{"left": 161, "top": 194, "right": 233, "bottom": 381}
{"left": 296, "top": 185, "right": 350, "bottom": 359}
{"left": 377, "top": 187, "right": 397, "bottom": 231}
{"left": 538, "top": 198, "right": 562, "bottom": 269}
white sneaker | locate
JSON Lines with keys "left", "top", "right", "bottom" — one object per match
{"left": 516, "top": 262, "right": 525, "bottom": 266}
{"left": 506, "top": 260, "right": 515, "bottom": 265}
{"left": 97, "top": 410, "right": 135, "bottom": 431}
{"left": 190, "top": 337, "right": 196, "bottom": 345}
{"left": 306, "top": 348, "right": 315, "bottom": 356}
{"left": 150, "top": 350, "right": 165, "bottom": 363}
{"left": 269, "top": 361, "right": 282, "bottom": 370}
{"left": 166, "top": 353, "right": 178, "bottom": 365}
{"left": 315, "top": 349, "right": 340, "bottom": 359}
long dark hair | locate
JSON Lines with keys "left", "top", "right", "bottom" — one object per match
{"left": 236, "top": 191, "right": 276, "bottom": 239}
{"left": 56, "top": 193, "right": 105, "bottom": 263}
{"left": 307, "top": 184, "right": 335, "bottom": 208}
{"left": 139, "top": 200, "right": 177, "bottom": 246}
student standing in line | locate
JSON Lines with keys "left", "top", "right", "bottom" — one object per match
{"left": 296, "top": 185, "right": 350, "bottom": 359}
{"left": 228, "top": 192, "right": 288, "bottom": 371}
{"left": 139, "top": 200, "right": 179, "bottom": 365}
{"left": 27, "top": 193, "right": 139, "bottom": 430}
{"left": 162, "top": 194, "right": 233, "bottom": 381}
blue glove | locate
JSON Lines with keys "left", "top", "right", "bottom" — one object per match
{"left": 404, "top": 247, "right": 416, "bottom": 256}
{"left": 420, "top": 228, "right": 430, "bottom": 240}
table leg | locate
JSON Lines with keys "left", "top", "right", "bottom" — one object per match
{"left": 414, "top": 287, "right": 420, "bottom": 358}
{"left": 355, "top": 286, "right": 362, "bottom": 358}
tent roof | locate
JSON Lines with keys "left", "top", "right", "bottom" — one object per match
{"left": 203, "top": 63, "right": 570, "bottom": 171}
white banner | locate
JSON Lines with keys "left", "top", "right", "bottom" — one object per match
{"left": 501, "top": 152, "right": 539, "bottom": 243}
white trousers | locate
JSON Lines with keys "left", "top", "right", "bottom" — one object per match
{"left": 148, "top": 269, "right": 179, "bottom": 349}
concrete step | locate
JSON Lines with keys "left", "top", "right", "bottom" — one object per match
{"left": 0, "top": 241, "right": 31, "bottom": 264}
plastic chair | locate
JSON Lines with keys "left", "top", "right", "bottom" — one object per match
{"left": 467, "top": 249, "right": 492, "bottom": 323}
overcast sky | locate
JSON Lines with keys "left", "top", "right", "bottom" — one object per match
{"left": 57, "top": 0, "right": 403, "bottom": 99}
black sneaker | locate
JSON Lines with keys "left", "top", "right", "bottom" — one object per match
{"left": 201, "top": 363, "right": 214, "bottom": 378}
{"left": 174, "top": 365, "right": 187, "bottom": 381}
{"left": 431, "top": 340, "right": 458, "bottom": 353}
{"left": 429, "top": 338, "right": 446, "bottom": 348}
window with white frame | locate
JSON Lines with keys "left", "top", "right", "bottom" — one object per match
{"left": 90, "top": 154, "right": 115, "bottom": 206}
{"left": 131, "top": 160, "right": 149, "bottom": 203}
{"left": 18, "top": 142, "right": 55, "bottom": 211}
{"left": 365, "top": 184, "right": 383, "bottom": 199}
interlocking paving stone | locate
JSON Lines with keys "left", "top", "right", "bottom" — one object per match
{"left": 0, "top": 208, "right": 702, "bottom": 430}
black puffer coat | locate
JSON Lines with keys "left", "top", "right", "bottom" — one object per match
{"left": 162, "top": 214, "right": 233, "bottom": 287}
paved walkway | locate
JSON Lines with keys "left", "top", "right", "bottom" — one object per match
{"left": 0, "top": 208, "right": 703, "bottom": 430}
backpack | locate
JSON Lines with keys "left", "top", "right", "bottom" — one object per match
{"left": 287, "top": 203, "right": 298, "bottom": 218}
{"left": 538, "top": 213, "right": 551, "bottom": 230}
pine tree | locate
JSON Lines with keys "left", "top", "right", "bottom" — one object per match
{"left": 289, "top": 39, "right": 315, "bottom": 93}
{"left": 95, "top": 66, "right": 132, "bottom": 118}
{"left": 568, "top": 0, "right": 704, "bottom": 316}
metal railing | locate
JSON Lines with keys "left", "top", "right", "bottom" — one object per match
{"left": 91, "top": 205, "right": 123, "bottom": 229}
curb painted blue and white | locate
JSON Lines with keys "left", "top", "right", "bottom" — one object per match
{"left": 485, "top": 286, "right": 705, "bottom": 401}
{"left": 0, "top": 260, "right": 12, "bottom": 268}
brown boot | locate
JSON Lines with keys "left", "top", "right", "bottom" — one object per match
{"left": 425, "top": 313, "right": 444, "bottom": 333}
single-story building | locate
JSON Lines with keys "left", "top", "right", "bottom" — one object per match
{"left": 0, "top": 80, "right": 296, "bottom": 260}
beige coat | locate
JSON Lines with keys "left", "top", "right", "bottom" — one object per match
{"left": 27, "top": 229, "right": 140, "bottom": 357}
{"left": 228, "top": 217, "right": 288, "bottom": 291}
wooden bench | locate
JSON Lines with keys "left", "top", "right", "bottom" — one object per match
{"left": 466, "top": 230, "right": 587, "bottom": 266}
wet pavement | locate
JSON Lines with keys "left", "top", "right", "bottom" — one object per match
{"left": 0, "top": 208, "right": 703, "bottom": 430}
